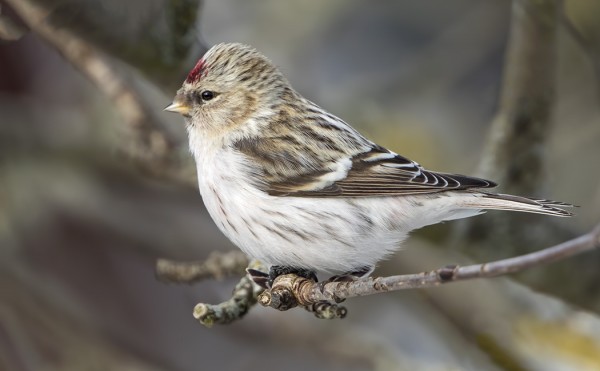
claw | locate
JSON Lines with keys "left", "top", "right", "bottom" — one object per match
{"left": 246, "top": 268, "right": 269, "bottom": 289}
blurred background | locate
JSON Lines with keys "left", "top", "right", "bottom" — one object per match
{"left": 1, "top": 0, "right": 599, "bottom": 370}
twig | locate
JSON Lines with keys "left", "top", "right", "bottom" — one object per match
{"left": 302, "top": 302, "right": 347, "bottom": 320}
{"left": 157, "top": 255, "right": 348, "bottom": 322}
{"left": 0, "top": 4, "right": 27, "bottom": 41}
{"left": 192, "top": 260, "right": 264, "bottom": 327}
{"left": 4, "top": 0, "right": 178, "bottom": 165}
{"left": 259, "top": 222, "right": 600, "bottom": 312}
{"left": 156, "top": 251, "right": 249, "bottom": 283}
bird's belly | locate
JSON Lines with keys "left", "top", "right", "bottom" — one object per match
{"left": 198, "top": 172, "right": 410, "bottom": 273}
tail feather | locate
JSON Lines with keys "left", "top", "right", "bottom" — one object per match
{"left": 530, "top": 198, "right": 577, "bottom": 208}
{"left": 463, "top": 192, "right": 575, "bottom": 217}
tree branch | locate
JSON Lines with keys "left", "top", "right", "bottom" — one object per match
{"left": 476, "top": 0, "right": 559, "bottom": 192}
{"left": 156, "top": 255, "right": 349, "bottom": 324}
{"left": 4, "top": 0, "right": 174, "bottom": 156}
{"left": 158, "top": 222, "right": 599, "bottom": 322}
{"left": 456, "top": 0, "right": 569, "bottom": 260}
{"left": 0, "top": 4, "right": 27, "bottom": 41}
{"left": 192, "top": 260, "right": 264, "bottom": 327}
{"left": 4, "top": 0, "right": 200, "bottom": 187}
{"left": 5, "top": 0, "right": 205, "bottom": 91}
{"left": 156, "top": 251, "right": 249, "bottom": 284}
{"left": 259, "top": 222, "right": 600, "bottom": 312}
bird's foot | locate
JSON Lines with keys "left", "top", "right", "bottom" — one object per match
{"left": 269, "top": 265, "right": 318, "bottom": 287}
{"left": 248, "top": 265, "right": 318, "bottom": 289}
{"left": 247, "top": 268, "right": 270, "bottom": 289}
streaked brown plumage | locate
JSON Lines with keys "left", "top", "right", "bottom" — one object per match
{"left": 165, "top": 43, "right": 573, "bottom": 281}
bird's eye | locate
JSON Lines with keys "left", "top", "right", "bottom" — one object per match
{"left": 201, "top": 91, "right": 214, "bottom": 101}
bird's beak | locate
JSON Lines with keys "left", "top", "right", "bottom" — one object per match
{"left": 164, "top": 96, "right": 190, "bottom": 115}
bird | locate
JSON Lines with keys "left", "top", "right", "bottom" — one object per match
{"left": 165, "top": 42, "right": 573, "bottom": 287}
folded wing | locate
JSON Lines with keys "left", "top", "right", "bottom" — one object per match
{"left": 265, "top": 145, "right": 496, "bottom": 197}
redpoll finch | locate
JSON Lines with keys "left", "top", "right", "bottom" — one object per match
{"left": 165, "top": 43, "right": 573, "bottom": 286}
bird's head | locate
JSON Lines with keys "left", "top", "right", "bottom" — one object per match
{"left": 166, "top": 43, "right": 288, "bottom": 139}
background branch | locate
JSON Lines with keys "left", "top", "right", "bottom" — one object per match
{"left": 455, "top": 0, "right": 565, "bottom": 259}
{"left": 156, "top": 250, "right": 248, "bottom": 283}
{"left": 4, "top": 0, "right": 167, "bottom": 146}
{"left": 561, "top": 7, "right": 600, "bottom": 102}
{"left": 4, "top": 0, "right": 201, "bottom": 186}
{"left": 476, "top": 0, "right": 559, "bottom": 195}
{"left": 0, "top": 4, "right": 27, "bottom": 41}
{"left": 5, "top": 0, "right": 205, "bottom": 92}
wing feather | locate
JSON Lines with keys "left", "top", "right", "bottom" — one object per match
{"left": 230, "top": 103, "right": 495, "bottom": 198}
{"left": 264, "top": 145, "right": 496, "bottom": 197}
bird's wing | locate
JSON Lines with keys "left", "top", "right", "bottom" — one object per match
{"left": 231, "top": 97, "right": 495, "bottom": 198}
{"left": 265, "top": 145, "right": 496, "bottom": 197}
{"left": 234, "top": 130, "right": 496, "bottom": 197}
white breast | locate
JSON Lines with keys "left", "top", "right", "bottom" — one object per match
{"left": 191, "top": 139, "right": 402, "bottom": 272}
